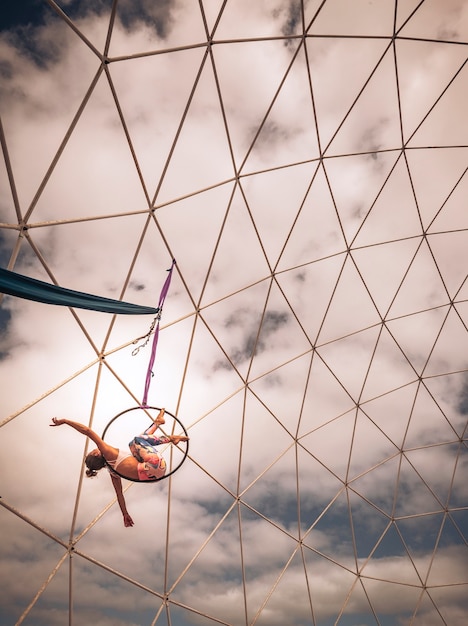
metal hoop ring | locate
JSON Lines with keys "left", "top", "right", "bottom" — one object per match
{"left": 102, "top": 406, "right": 189, "bottom": 483}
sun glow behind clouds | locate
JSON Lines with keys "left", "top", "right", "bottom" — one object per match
{"left": 0, "top": 0, "right": 467, "bottom": 625}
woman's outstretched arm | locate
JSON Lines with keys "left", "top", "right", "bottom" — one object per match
{"left": 51, "top": 417, "right": 133, "bottom": 526}
{"left": 50, "top": 417, "right": 116, "bottom": 458}
{"left": 110, "top": 474, "right": 134, "bottom": 528}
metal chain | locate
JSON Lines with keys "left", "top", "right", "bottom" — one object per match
{"left": 131, "top": 313, "right": 160, "bottom": 356}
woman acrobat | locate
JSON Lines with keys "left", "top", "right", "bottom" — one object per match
{"left": 50, "top": 409, "right": 188, "bottom": 527}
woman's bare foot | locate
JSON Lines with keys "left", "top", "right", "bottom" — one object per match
{"left": 155, "top": 408, "right": 165, "bottom": 426}
{"left": 171, "top": 435, "right": 189, "bottom": 445}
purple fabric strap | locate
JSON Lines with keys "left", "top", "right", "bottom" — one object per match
{"left": 141, "top": 259, "right": 176, "bottom": 407}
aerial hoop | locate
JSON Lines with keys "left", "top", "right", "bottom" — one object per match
{"left": 102, "top": 406, "right": 189, "bottom": 483}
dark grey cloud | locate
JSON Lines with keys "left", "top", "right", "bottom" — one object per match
{"left": 0, "top": 233, "right": 13, "bottom": 344}
{"left": 279, "top": 0, "right": 302, "bottom": 40}
{"left": 1, "top": 12, "right": 67, "bottom": 68}
{"left": 129, "top": 280, "right": 145, "bottom": 292}
{"left": 0, "top": 0, "right": 47, "bottom": 32}
{"left": 457, "top": 376, "right": 468, "bottom": 415}
{"left": 227, "top": 308, "right": 289, "bottom": 365}
{"left": 0, "top": 0, "right": 175, "bottom": 70}
{"left": 0, "top": 305, "right": 11, "bottom": 349}
{"left": 118, "top": 0, "right": 176, "bottom": 38}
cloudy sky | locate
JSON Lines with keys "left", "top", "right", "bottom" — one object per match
{"left": 1, "top": 0, "right": 467, "bottom": 625}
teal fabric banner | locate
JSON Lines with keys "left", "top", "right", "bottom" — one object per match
{"left": 0, "top": 268, "right": 159, "bottom": 315}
